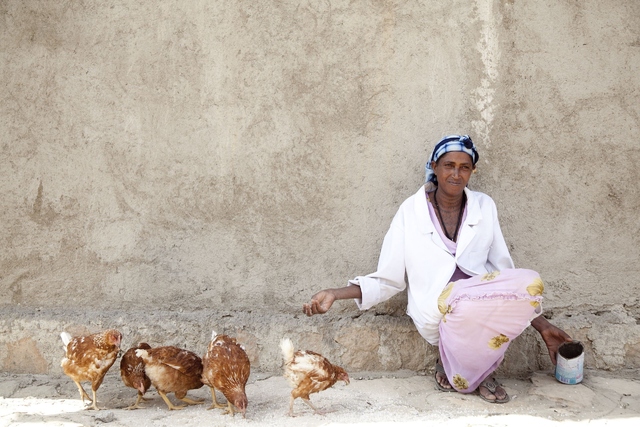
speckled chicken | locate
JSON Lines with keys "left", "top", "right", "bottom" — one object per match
{"left": 135, "top": 345, "right": 204, "bottom": 410}
{"left": 280, "top": 337, "right": 350, "bottom": 416}
{"left": 120, "top": 342, "right": 152, "bottom": 409}
{"left": 201, "top": 331, "right": 251, "bottom": 417}
{"left": 60, "top": 328, "right": 122, "bottom": 410}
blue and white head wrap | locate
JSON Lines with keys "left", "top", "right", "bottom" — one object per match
{"left": 424, "top": 134, "right": 479, "bottom": 187}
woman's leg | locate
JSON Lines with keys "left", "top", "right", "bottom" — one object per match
{"left": 437, "top": 269, "right": 543, "bottom": 397}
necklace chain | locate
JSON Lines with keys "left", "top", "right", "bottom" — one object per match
{"left": 433, "top": 188, "right": 466, "bottom": 242}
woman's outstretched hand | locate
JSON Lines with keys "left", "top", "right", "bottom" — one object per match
{"left": 302, "top": 285, "right": 362, "bottom": 317}
{"left": 303, "top": 290, "right": 337, "bottom": 316}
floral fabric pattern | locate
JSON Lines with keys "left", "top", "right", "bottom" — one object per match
{"left": 481, "top": 271, "right": 500, "bottom": 281}
{"left": 488, "top": 334, "right": 510, "bottom": 350}
{"left": 438, "top": 282, "right": 454, "bottom": 318}
{"left": 526, "top": 277, "right": 545, "bottom": 308}
{"left": 452, "top": 374, "right": 469, "bottom": 390}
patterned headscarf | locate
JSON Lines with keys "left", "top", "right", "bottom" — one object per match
{"left": 424, "top": 134, "right": 479, "bottom": 188}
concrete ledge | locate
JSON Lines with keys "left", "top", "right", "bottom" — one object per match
{"left": 1, "top": 305, "right": 638, "bottom": 376}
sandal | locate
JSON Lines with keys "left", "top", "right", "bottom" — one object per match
{"left": 434, "top": 360, "right": 456, "bottom": 392}
{"left": 477, "top": 377, "right": 510, "bottom": 403}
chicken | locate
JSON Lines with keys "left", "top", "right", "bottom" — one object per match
{"left": 60, "top": 328, "right": 122, "bottom": 410}
{"left": 120, "top": 342, "right": 152, "bottom": 409}
{"left": 280, "top": 337, "right": 350, "bottom": 416}
{"left": 201, "top": 331, "right": 250, "bottom": 418}
{"left": 135, "top": 345, "right": 205, "bottom": 410}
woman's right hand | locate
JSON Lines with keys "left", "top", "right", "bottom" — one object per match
{"left": 302, "top": 290, "right": 337, "bottom": 316}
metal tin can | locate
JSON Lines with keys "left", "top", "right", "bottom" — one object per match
{"left": 555, "top": 341, "right": 584, "bottom": 385}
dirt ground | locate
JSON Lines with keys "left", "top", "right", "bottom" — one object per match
{"left": 1, "top": 368, "right": 639, "bottom": 427}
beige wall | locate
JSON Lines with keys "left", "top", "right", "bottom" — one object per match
{"left": 2, "top": 1, "right": 639, "bottom": 375}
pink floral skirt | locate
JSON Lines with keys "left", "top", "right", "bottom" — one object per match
{"left": 438, "top": 268, "right": 544, "bottom": 393}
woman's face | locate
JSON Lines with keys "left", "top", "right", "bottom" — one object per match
{"left": 431, "top": 151, "right": 475, "bottom": 195}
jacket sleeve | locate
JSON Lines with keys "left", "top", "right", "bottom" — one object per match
{"left": 486, "top": 202, "right": 515, "bottom": 271}
{"left": 350, "top": 208, "right": 408, "bottom": 310}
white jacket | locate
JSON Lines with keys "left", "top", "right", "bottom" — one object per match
{"left": 352, "top": 186, "right": 515, "bottom": 345}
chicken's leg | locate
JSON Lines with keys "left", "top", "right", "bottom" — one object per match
{"left": 89, "top": 389, "right": 101, "bottom": 410}
{"left": 288, "top": 394, "right": 324, "bottom": 416}
{"left": 177, "top": 395, "right": 204, "bottom": 405}
{"left": 73, "top": 380, "right": 92, "bottom": 403}
{"left": 289, "top": 393, "right": 318, "bottom": 417}
{"left": 288, "top": 396, "right": 297, "bottom": 417}
{"left": 302, "top": 397, "right": 325, "bottom": 415}
{"left": 157, "top": 390, "right": 185, "bottom": 410}
{"left": 125, "top": 392, "right": 146, "bottom": 410}
{"left": 223, "top": 401, "right": 237, "bottom": 416}
{"left": 207, "top": 387, "right": 226, "bottom": 410}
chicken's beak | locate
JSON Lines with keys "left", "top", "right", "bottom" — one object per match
{"left": 341, "top": 374, "right": 350, "bottom": 385}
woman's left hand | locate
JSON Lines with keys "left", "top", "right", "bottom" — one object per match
{"left": 531, "top": 316, "right": 573, "bottom": 365}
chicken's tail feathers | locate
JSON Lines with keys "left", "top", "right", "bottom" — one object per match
{"left": 135, "top": 349, "right": 149, "bottom": 360}
{"left": 279, "top": 337, "right": 295, "bottom": 364}
{"left": 60, "top": 332, "right": 72, "bottom": 348}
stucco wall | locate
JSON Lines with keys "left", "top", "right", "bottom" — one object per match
{"left": 1, "top": 1, "right": 639, "bottom": 375}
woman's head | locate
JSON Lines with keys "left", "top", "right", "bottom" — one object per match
{"left": 425, "top": 135, "right": 479, "bottom": 190}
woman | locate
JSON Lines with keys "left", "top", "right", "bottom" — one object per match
{"left": 303, "top": 134, "right": 572, "bottom": 403}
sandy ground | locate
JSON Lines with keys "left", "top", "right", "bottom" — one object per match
{"left": 1, "top": 368, "right": 639, "bottom": 427}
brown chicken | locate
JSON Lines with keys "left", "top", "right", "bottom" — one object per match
{"left": 201, "top": 331, "right": 251, "bottom": 417}
{"left": 120, "top": 342, "right": 152, "bottom": 409}
{"left": 280, "top": 337, "right": 350, "bottom": 416}
{"left": 60, "top": 328, "right": 123, "bottom": 410}
{"left": 135, "top": 345, "right": 204, "bottom": 410}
